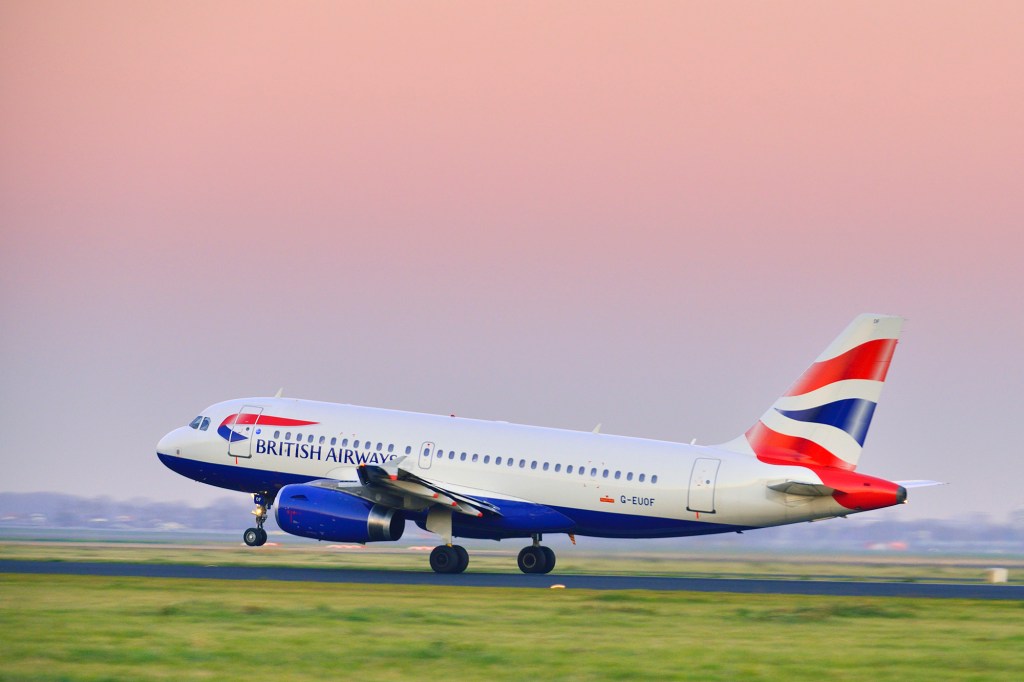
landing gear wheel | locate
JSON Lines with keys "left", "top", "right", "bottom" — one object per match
{"left": 243, "top": 527, "right": 262, "bottom": 547}
{"left": 540, "top": 546, "right": 556, "bottom": 573}
{"left": 430, "top": 545, "right": 466, "bottom": 574}
{"left": 517, "top": 546, "right": 550, "bottom": 574}
{"left": 453, "top": 545, "right": 469, "bottom": 573}
{"left": 246, "top": 492, "right": 273, "bottom": 547}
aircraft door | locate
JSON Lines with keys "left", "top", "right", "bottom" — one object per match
{"left": 418, "top": 442, "right": 435, "bottom": 470}
{"left": 687, "top": 457, "right": 721, "bottom": 514}
{"left": 227, "top": 406, "right": 263, "bottom": 459}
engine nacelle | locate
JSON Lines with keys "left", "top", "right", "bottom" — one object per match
{"left": 275, "top": 483, "right": 405, "bottom": 543}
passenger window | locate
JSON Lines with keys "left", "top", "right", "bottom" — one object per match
{"left": 507, "top": 458, "right": 514, "bottom": 467}
{"left": 484, "top": 455, "right": 491, "bottom": 464}
{"left": 297, "top": 433, "right": 303, "bottom": 442}
{"left": 554, "top": 463, "right": 561, "bottom": 472}
{"left": 319, "top": 436, "right": 325, "bottom": 445}
{"left": 424, "top": 448, "right": 431, "bottom": 457}
{"left": 449, "top": 451, "right": 455, "bottom": 460}
{"left": 580, "top": 468, "right": 586, "bottom": 476}
{"left": 330, "top": 437, "right": 337, "bottom": 446}
{"left": 308, "top": 435, "right": 313, "bottom": 443}
{"left": 639, "top": 473, "right": 646, "bottom": 482}
{"left": 388, "top": 444, "right": 395, "bottom": 453}
{"left": 602, "top": 469, "right": 609, "bottom": 478}
{"left": 531, "top": 461, "right": 537, "bottom": 470}
{"left": 614, "top": 471, "right": 621, "bottom": 480}
{"left": 652, "top": 475, "right": 659, "bottom": 484}
{"left": 189, "top": 416, "right": 202, "bottom": 429}
{"left": 460, "top": 452, "right": 467, "bottom": 461}
{"left": 519, "top": 460, "right": 526, "bottom": 468}
{"left": 472, "top": 454, "right": 478, "bottom": 462}
{"left": 274, "top": 431, "right": 281, "bottom": 439}
{"left": 377, "top": 442, "right": 383, "bottom": 451}
{"left": 405, "top": 446, "right": 412, "bottom": 454}
{"left": 353, "top": 440, "right": 360, "bottom": 448}
{"left": 285, "top": 432, "right": 292, "bottom": 440}
{"left": 496, "top": 457, "right": 502, "bottom": 465}
{"left": 567, "top": 465, "right": 573, "bottom": 474}
{"left": 542, "top": 462, "right": 549, "bottom": 471}
{"left": 627, "top": 472, "right": 633, "bottom": 481}
{"left": 343, "top": 438, "right": 349, "bottom": 447}
{"left": 590, "top": 468, "right": 597, "bottom": 477}
{"left": 200, "top": 417, "right": 210, "bottom": 431}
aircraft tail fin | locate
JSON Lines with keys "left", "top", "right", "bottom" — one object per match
{"left": 719, "top": 314, "right": 904, "bottom": 471}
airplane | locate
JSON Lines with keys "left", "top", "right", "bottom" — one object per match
{"left": 157, "top": 313, "right": 936, "bottom": 574}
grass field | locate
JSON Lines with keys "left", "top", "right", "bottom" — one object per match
{"left": 1, "top": 573, "right": 1023, "bottom": 681}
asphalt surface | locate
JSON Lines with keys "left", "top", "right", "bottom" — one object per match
{"left": 2, "top": 560, "right": 1022, "bottom": 599}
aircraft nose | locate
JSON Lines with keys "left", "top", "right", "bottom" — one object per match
{"left": 157, "top": 428, "right": 184, "bottom": 456}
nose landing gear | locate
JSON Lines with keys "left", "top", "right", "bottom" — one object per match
{"left": 243, "top": 492, "right": 273, "bottom": 547}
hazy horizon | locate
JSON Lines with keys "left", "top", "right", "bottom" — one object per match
{"left": 3, "top": 2, "right": 1022, "bottom": 522}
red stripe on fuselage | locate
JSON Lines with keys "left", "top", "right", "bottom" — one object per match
{"left": 219, "top": 414, "right": 319, "bottom": 427}
{"left": 785, "top": 338, "right": 897, "bottom": 397}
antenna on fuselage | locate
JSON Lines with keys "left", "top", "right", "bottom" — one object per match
{"left": 274, "top": 387, "right": 284, "bottom": 398}
{"left": 592, "top": 423, "right": 602, "bottom": 434}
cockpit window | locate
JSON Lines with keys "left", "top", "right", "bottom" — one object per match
{"left": 200, "top": 417, "right": 210, "bottom": 431}
{"left": 189, "top": 416, "right": 203, "bottom": 429}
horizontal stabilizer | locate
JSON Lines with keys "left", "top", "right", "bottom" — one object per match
{"left": 767, "top": 480, "right": 835, "bottom": 497}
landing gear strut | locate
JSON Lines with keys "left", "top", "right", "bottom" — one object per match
{"left": 243, "top": 492, "right": 272, "bottom": 547}
{"left": 518, "top": 534, "right": 555, "bottom": 574}
{"left": 430, "top": 544, "right": 469, "bottom": 574}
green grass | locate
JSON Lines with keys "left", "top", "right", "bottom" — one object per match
{"left": 1, "top": 574, "right": 1022, "bottom": 681}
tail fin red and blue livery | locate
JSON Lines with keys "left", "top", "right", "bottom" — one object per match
{"left": 722, "top": 314, "right": 903, "bottom": 471}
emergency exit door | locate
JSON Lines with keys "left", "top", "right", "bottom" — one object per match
{"left": 687, "top": 458, "right": 721, "bottom": 513}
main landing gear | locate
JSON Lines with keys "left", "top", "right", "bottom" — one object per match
{"left": 429, "top": 544, "right": 469, "bottom": 574}
{"left": 517, "top": 534, "right": 555, "bottom": 574}
{"left": 427, "top": 534, "right": 557, "bottom": 575}
{"left": 243, "top": 492, "right": 272, "bottom": 547}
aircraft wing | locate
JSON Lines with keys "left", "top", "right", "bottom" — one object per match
{"left": 307, "top": 463, "right": 501, "bottom": 518}
{"left": 357, "top": 463, "right": 500, "bottom": 517}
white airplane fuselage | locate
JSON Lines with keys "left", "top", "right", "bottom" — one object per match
{"left": 157, "top": 314, "right": 915, "bottom": 574}
{"left": 160, "top": 398, "right": 865, "bottom": 537}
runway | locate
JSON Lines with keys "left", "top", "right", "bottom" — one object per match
{"left": 3, "top": 560, "right": 1022, "bottom": 599}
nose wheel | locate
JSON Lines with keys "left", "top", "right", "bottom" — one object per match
{"left": 243, "top": 492, "right": 272, "bottom": 547}
{"left": 243, "top": 527, "right": 267, "bottom": 547}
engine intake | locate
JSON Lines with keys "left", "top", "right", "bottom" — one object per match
{"left": 275, "top": 483, "right": 405, "bottom": 543}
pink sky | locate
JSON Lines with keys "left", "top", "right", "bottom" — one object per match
{"left": 2, "top": 2, "right": 1022, "bottom": 522}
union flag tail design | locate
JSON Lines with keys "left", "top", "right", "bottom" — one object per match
{"left": 721, "top": 314, "right": 904, "bottom": 471}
